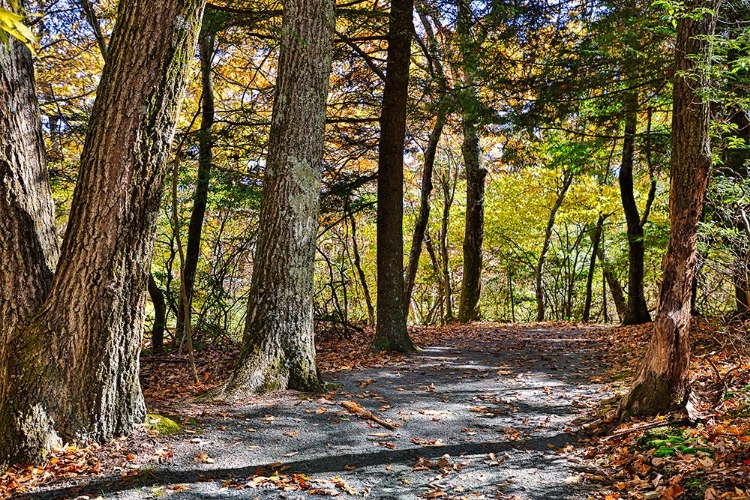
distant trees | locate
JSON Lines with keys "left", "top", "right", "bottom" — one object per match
{"left": 0, "top": 0, "right": 206, "bottom": 467}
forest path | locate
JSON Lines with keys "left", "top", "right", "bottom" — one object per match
{"left": 21, "top": 324, "right": 614, "bottom": 500}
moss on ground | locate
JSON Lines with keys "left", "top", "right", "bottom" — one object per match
{"left": 144, "top": 414, "right": 181, "bottom": 436}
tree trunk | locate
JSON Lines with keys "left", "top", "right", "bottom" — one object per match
{"left": 0, "top": 17, "right": 59, "bottom": 376}
{"left": 439, "top": 168, "right": 457, "bottom": 322}
{"left": 177, "top": 32, "right": 216, "bottom": 336}
{"left": 619, "top": 97, "right": 652, "bottom": 325}
{"left": 215, "top": 0, "right": 334, "bottom": 397}
{"left": 148, "top": 273, "right": 167, "bottom": 353}
{"left": 350, "top": 212, "right": 375, "bottom": 327}
{"left": 456, "top": 0, "right": 486, "bottom": 324}
{"left": 597, "top": 241, "right": 627, "bottom": 321}
{"left": 0, "top": 0, "right": 206, "bottom": 467}
{"left": 727, "top": 107, "right": 750, "bottom": 315}
{"left": 619, "top": 0, "right": 719, "bottom": 418}
{"left": 583, "top": 215, "right": 605, "bottom": 322}
{"left": 536, "top": 170, "right": 573, "bottom": 321}
{"left": 372, "top": 0, "right": 416, "bottom": 353}
{"left": 404, "top": 103, "right": 448, "bottom": 308}
{"left": 457, "top": 109, "right": 487, "bottom": 323}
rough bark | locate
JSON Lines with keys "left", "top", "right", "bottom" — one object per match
{"left": 583, "top": 215, "right": 605, "bottom": 322}
{"left": 372, "top": 0, "right": 416, "bottom": 353}
{"left": 619, "top": 98, "right": 652, "bottom": 325}
{"left": 536, "top": 170, "right": 573, "bottom": 321}
{"left": 404, "top": 104, "right": 448, "bottom": 307}
{"left": 215, "top": 0, "right": 334, "bottom": 397}
{"left": 456, "top": 0, "right": 486, "bottom": 324}
{"left": 148, "top": 273, "right": 167, "bottom": 353}
{"left": 176, "top": 32, "right": 215, "bottom": 337}
{"left": 620, "top": 0, "right": 719, "bottom": 418}
{"left": 0, "top": 18, "right": 59, "bottom": 379}
{"left": 457, "top": 110, "right": 487, "bottom": 323}
{"left": 0, "top": 0, "right": 206, "bottom": 467}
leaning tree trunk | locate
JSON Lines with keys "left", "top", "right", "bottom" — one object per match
{"left": 177, "top": 32, "right": 216, "bottom": 336}
{"left": 583, "top": 215, "right": 605, "bottom": 322}
{"left": 0, "top": 15, "right": 59, "bottom": 380}
{"left": 619, "top": 0, "right": 719, "bottom": 418}
{"left": 619, "top": 97, "right": 652, "bottom": 325}
{"left": 536, "top": 170, "right": 573, "bottom": 321}
{"left": 404, "top": 102, "right": 448, "bottom": 307}
{"left": 215, "top": 0, "right": 334, "bottom": 397}
{"left": 0, "top": 0, "right": 206, "bottom": 467}
{"left": 372, "top": 0, "right": 417, "bottom": 353}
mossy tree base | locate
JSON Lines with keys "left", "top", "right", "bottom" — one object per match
{"left": 215, "top": 0, "right": 333, "bottom": 400}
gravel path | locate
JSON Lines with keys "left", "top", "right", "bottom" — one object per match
{"left": 19, "top": 325, "right": 612, "bottom": 500}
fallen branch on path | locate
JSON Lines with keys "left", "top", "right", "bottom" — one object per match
{"left": 341, "top": 400, "right": 398, "bottom": 430}
{"left": 604, "top": 418, "right": 690, "bottom": 440}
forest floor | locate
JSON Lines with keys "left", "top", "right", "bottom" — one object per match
{"left": 3, "top": 321, "right": 750, "bottom": 500}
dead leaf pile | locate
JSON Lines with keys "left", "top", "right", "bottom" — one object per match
{"left": 579, "top": 318, "right": 750, "bottom": 499}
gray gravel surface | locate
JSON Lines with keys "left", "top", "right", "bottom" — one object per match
{"left": 19, "top": 325, "right": 611, "bottom": 500}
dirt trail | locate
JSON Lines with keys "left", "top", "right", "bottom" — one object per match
{"left": 19, "top": 324, "right": 613, "bottom": 500}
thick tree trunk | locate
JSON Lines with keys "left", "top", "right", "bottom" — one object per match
{"left": 0, "top": 0, "right": 206, "bottom": 467}
{"left": 404, "top": 103, "right": 448, "bottom": 308}
{"left": 619, "top": 99, "right": 652, "bottom": 325}
{"left": 148, "top": 273, "right": 167, "bottom": 353}
{"left": 0, "top": 19, "right": 59, "bottom": 381}
{"left": 177, "top": 32, "right": 215, "bottom": 336}
{"left": 536, "top": 170, "right": 573, "bottom": 321}
{"left": 215, "top": 0, "right": 334, "bottom": 397}
{"left": 619, "top": 0, "right": 719, "bottom": 418}
{"left": 456, "top": 0, "right": 486, "bottom": 324}
{"left": 583, "top": 215, "right": 605, "bottom": 322}
{"left": 372, "top": 0, "right": 416, "bottom": 353}
{"left": 457, "top": 110, "right": 487, "bottom": 323}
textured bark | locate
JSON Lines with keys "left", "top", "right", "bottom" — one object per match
{"left": 148, "top": 273, "right": 167, "bottom": 353}
{"left": 535, "top": 171, "right": 573, "bottom": 321}
{"left": 620, "top": 0, "right": 719, "bottom": 418}
{"left": 177, "top": 33, "right": 216, "bottom": 336}
{"left": 372, "top": 0, "right": 416, "bottom": 353}
{"left": 216, "top": 0, "right": 334, "bottom": 397}
{"left": 404, "top": 104, "right": 448, "bottom": 308}
{"left": 0, "top": 0, "right": 206, "bottom": 467}
{"left": 456, "top": 0, "right": 486, "bottom": 324}
{"left": 0, "top": 18, "right": 59, "bottom": 382}
{"left": 457, "top": 111, "right": 487, "bottom": 323}
{"left": 619, "top": 99, "right": 652, "bottom": 325}
{"left": 583, "top": 215, "right": 605, "bottom": 322}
